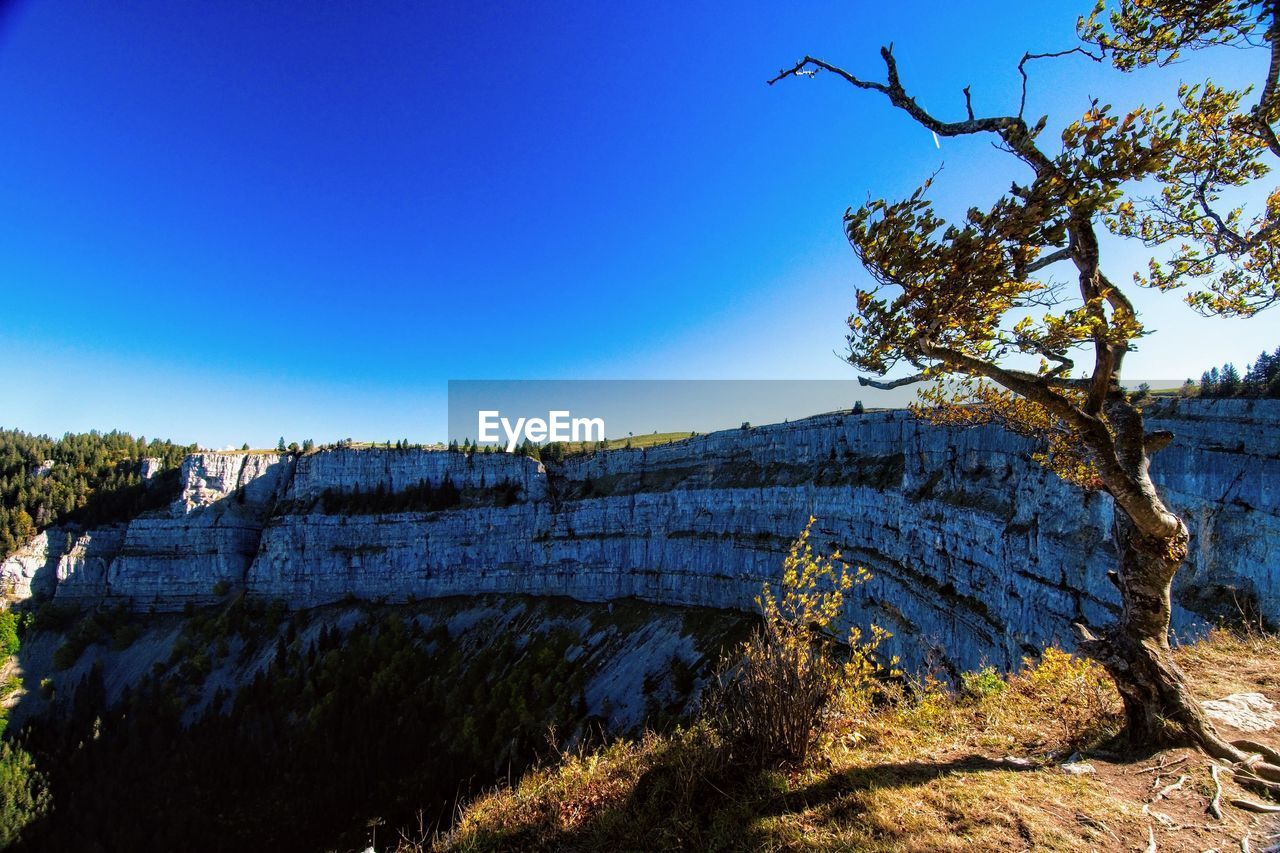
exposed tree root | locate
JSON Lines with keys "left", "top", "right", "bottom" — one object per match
{"left": 1191, "top": 727, "right": 1280, "bottom": 795}
{"left": 1136, "top": 756, "right": 1187, "bottom": 775}
{"left": 1210, "top": 764, "right": 1224, "bottom": 820}
{"left": 1230, "top": 798, "right": 1280, "bottom": 814}
{"left": 1234, "top": 740, "right": 1280, "bottom": 767}
{"left": 1153, "top": 774, "right": 1187, "bottom": 801}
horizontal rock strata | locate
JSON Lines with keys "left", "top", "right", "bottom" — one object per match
{"left": 4, "top": 398, "right": 1276, "bottom": 672}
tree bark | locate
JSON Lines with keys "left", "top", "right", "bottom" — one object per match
{"left": 1078, "top": 512, "right": 1204, "bottom": 746}
{"left": 1074, "top": 395, "right": 1240, "bottom": 754}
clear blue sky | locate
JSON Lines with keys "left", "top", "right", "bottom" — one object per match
{"left": 0, "top": 1, "right": 1272, "bottom": 447}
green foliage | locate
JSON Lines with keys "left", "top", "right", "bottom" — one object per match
{"left": 0, "top": 429, "right": 193, "bottom": 559}
{"left": 0, "top": 740, "right": 49, "bottom": 847}
{"left": 959, "top": 665, "right": 1008, "bottom": 701}
{"left": 540, "top": 432, "right": 696, "bottom": 458}
{"left": 50, "top": 605, "right": 133, "bottom": 671}
{"left": 1078, "top": 1, "right": 1280, "bottom": 317}
{"left": 1197, "top": 346, "right": 1280, "bottom": 397}
{"left": 0, "top": 610, "right": 26, "bottom": 658}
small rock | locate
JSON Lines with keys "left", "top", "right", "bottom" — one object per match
{"left": 1060, "top": 761, "right": 1096, "bottom": 775}
{"left": 1201, "top": 693, "right": 1280, "bottom": 733}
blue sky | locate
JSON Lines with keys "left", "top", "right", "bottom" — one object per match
{"left": 0, "top": 1, "right": 1273, "bottom": 447}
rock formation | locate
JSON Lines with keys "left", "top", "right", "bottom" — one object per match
{"left": 4, "top": 398, "right": 1277, "bottom": 673}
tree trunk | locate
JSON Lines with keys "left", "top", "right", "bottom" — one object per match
{"left": 1070, "top": 398, "right": 1280, "bottom": 800}
{"left": 1082, "top": 511, "right": 1212, "bottom": 747}
{"left": 1074, "top": 396, "right": 1233, "bottom": 752}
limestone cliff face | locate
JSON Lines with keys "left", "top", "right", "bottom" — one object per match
{"left": 4, "top": 399, "right": 1277, "bottom": 673}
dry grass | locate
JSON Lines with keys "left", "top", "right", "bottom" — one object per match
{"left": 1173, "top": 625, "right": 1280, "bottom": 699}
{"left": 423, "top": 628, "right": 1280, "bottom": 852}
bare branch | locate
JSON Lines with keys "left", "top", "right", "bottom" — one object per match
{"left": 858, "top": 373, "right": 926, "bottom": 390}
{"left": 768, "top": 55, "right": 889, "bottom": 93}
{"left": 1194, "top": 178, "right": 1250, "bottom": 251}
{"left": 770, "top": 47, "right": 1054, "bottom": 171}
{"left": 1021, "top": 339, "right": 1076, "bottom": 374}
{"left": 1025, "top": 246, "right": 1072, "bottom": 273}
{"left": 1252, "top": 3, "right": 1280, "bottom": 156}
{"left": 1017, "top": 47, "right": 1102, "bottom": 118}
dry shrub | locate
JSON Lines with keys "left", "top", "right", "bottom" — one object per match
{"left": 712, "top": 517, "right": 898, "bottom": 766}
{"left": 1008, "top": 646, "right": 1118, "bottom": 747}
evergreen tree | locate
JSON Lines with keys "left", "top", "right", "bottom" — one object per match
{"left": 277, "top": 437, "right": 286, "bottom": 452}
{"left": 0, "top": 428, "right": 193, "bottom": 558}
{"left": 1220, "top": 363, "right": 1241, "bottom": 397}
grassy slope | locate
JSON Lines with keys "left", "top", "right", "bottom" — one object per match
{"left": 433, "top": 629, "right": 1280, "bottom": 852}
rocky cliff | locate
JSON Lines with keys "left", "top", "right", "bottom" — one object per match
{"left": 4, "top": 398, "right": 1277, "bottom": 673}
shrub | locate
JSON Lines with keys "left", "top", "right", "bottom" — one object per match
{"left": 110, "top": 622, "right": 142, "bottom": 651}
{"left": 32, "top": 602, "right": 79, "bottom": 632}
{"left": 51, "top": 642, "right": 81, "bottom": 671}
{"left": 712, "top": 517, "right": 897, "bottom": 766}
{"left": 1011, "top": 646, "right": 1116, "bottom": 746}
{"left": 0, "top": 610, "right": 22, "bottom": 658}
{"left": 959, "top": 665, "right": 1007, "bottom": 702}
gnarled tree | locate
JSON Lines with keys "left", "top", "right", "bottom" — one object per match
{"left": 771, "top": 0, "right": 1280, "bottom": 787}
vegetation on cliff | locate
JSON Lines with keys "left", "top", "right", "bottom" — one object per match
{"left": 1197, "top": 346, "right": 1280, "bottom": 399}
{"left": 0, "top": 429, "right": 194, "bottom": 561}
{"left": 0, "top": 596, "right": 747, "bottom": 852}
